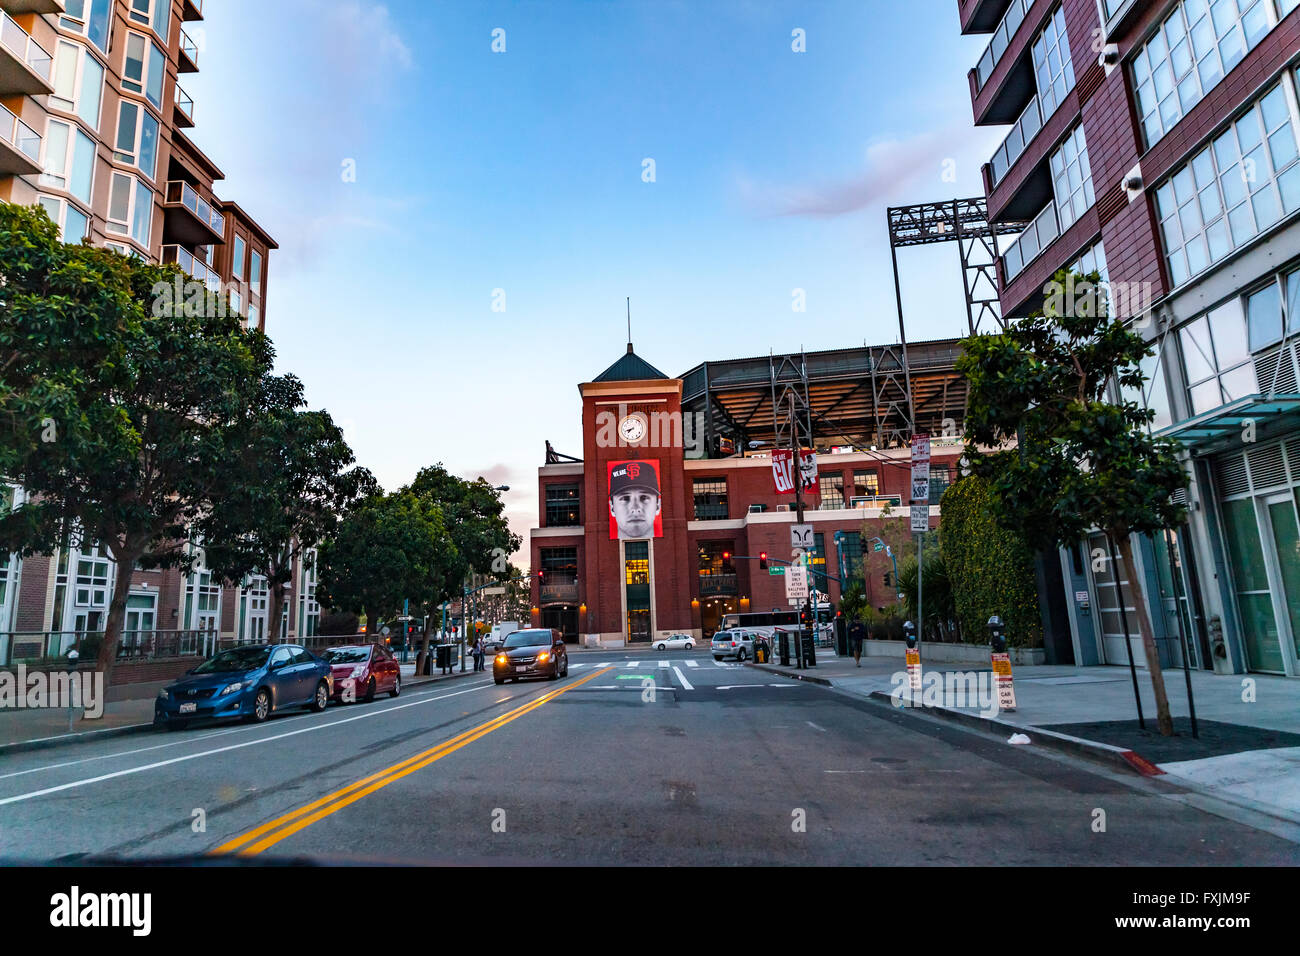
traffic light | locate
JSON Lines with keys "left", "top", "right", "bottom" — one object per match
{"left": 883, "top": 570, "right": 893, "bottom": 588}
{"left": 759, "top": 551, "right": 768, "bottom": 569}
{"left": 722, "top": 550, "right": 731, "bottom": 562}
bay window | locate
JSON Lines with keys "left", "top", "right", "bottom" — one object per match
{"left": 60, "top": 0, "right": 112, "bottom": 55}
{"left": 106, "top": 172, "right": 153, "bottom": 247}
{"left": 122, "top": 32, "right": 165, "bottom": 109}
{"left": 37, "top": 196, "right": 89, "bottom": 244}
{"left": 40, "top": 120, "right": 95, "bottom": 205}
{"left": 113, "top": 100, "right": 159, "bottom": 179}
{"left": 127, "top": 0, "right": 170, "bottom": 43}
{"left": 50, "top": 40, "right": 104, "bottom": 130}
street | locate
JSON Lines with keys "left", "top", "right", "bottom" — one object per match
{"left": 2, "top": 647, "right": 1294, "bottom": 866}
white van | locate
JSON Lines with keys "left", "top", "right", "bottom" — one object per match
{"left": 487, "top": 621, "right": 520, "bottom": 651}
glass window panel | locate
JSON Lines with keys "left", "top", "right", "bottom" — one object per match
{"left": 115, "top": 101, "right": 138, "bottom": 153}
{"left": 1206, "top": 218, "right": 1231, "bottom": 260}
{"left": 1189, "top": 378, "right": 1222, "bottom": 413}
{"left": 1208, "top": 300, "right": 1249, "bottom": 367}
{"left": 123, "top": 34, "right": 144, "bottom": 91}
{"left": 138, "top": 111, "right": 158, "bottom": 179}
{"left": 1181, "top": 317, "right": 1216, "bottom": 381}
{"left": 146, "top": 43, "right": 164, "bottom": 109}
{"left": 108, "top": 173, "right": 130, "bottom": 225}
{"left": 1251, "top": 187, "right": 1280, "bottom": 229}
{"left": 1219, "top": 363, "right": 1258, "bottom": 400}
{"left": 77, "top": 54, "right": 103, "bottom": 129}
{"left": 132, "top": 181, "right": 152, "bottom": 245}
{"left": 70, "top": 130, "right": 93, "bottom": 204}
{"left": 1279, "top": 165, "right": 1300, "bottom": 213}
{"left": 65, "top": 205, "right": 88, "bottom": 243}
{"left": 1246, "top": 281, "right": 1282, "bottom": 351}
{"left": 1227, "top": 200, "right": 1256, "bottom": 244}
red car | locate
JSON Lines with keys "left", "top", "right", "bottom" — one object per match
{"left": 321, "top": 643, "right": 401, "bottom": 703}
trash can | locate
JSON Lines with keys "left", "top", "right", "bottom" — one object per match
{"left": 778, "top": 630, "right": 791, "bottom": 666}
{"left": 835, "top": 618, "right": 848, "bottom": 657}
{"left": 435, "top": 644, "right": 455, "bottom": 673}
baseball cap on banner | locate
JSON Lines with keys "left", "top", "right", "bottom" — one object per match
{"left": 610, "top": 461, "right": 660, "bottom": 496}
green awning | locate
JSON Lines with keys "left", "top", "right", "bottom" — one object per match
{"left": 1156, "top": 394, "right": 1300, "bottom": 450}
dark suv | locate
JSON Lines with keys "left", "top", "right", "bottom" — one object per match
{"left": 492, "top": 628, "right": 568, "bottom": 684}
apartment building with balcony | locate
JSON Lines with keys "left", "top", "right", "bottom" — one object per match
{"left": 959, "top": 0, "right": 1300, "bottom": 677}
{"left": 0, "top": 1, "right": 297, "bottom": 676}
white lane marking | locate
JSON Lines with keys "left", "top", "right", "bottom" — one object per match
{"left": 625, "top": 661, "right": 640, "bottom": 668}
{"left": 0, "top": 675, "right": 549, "bottom": 808}
{"left": 685, "top": 660, "right": 699, "bottom": 668}
{"left": 658, "top": 660, "right": 669, "bottom": 668}
{"left": 717, "top": 684, "right": 764, "bottom": 690}
{"left": 824, "top": 770, "right": 869, "bottom": 774}
{"left": 672, "top": 666, "right": 694, "bottom": 691}
{"left": 806, "top": 721, "right": 827, "bottom": 733}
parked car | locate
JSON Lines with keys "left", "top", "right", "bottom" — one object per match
{"left": 155, "top": 644, "right": 332, "bottom": 729}
{"left": 321, "top": 642, "right": 401, "bottom": 702}
{"left": 654, "top": 634, "right": 695, "bottom": 651}
{"left": 492, "top": 628, "right": 568, "bottom": 684}
{"left": 711, "top": 629, "right": 756, "bottom": 662}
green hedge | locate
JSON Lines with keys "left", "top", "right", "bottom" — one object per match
{"left": 939, "top": 475, "right": 1042, "bottom": 648}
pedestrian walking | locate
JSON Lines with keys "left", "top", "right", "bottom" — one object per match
{"left": 849, "top": 618, "right": 865, "bottom": 667}
{"left": 472, "top": 637, "right": 484, "bottom": 671}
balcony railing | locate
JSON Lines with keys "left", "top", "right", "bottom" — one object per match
{"left": 989, "top": 93, "right": 1043, "bottom": 186}
{"left": 974, "top": 0, "right": 1031, "bottom": 92}
{"left": 698, "top": 572, "right": 738, "bottom": 596}
{"left": 165, "top": 180, "right": 224, "bottom": 235}
{"left": 0, "top": 629, "right": 220, "bottom": 666}
{"left": 174, "top": 83, "right": 194, "bottom": 124}
{"left": 0, "top": 10, "right": 52, "bottom": 84}
{"left": 0, "top": 101, "right": 40, "bottom": 161}
{"left": 161, "top": 244, "right": 222, "bottom": 291}
{"left": 179, "top": 27, "right": 199, "bottom": 70}
{"left": 1002, "top": 201, "right": 1060, "bottom": 282}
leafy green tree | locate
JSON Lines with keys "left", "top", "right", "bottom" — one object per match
{"left": 958, "top": 268, "right": 1188, "bottom": 735}
{"left": 316, "top": 489, "right": 457, "bottom": 642}
{"left": 404, "top": 465, "right": 519, "bottom": 670}
{"left": 897, "top": 551, "right": 955, "bottom": 641}
{"left": 0, "top": 203, "right": 269, "bottom": 679}
{"left": 198, "top": 371, "right": 377, "bottom": 642}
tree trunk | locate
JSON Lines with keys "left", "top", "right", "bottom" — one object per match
{"left": 416, "top": 625, "right": 433, "bottom": 675}
{"left": 97, "top": 549, "right": 141, "bottom": 684}
{"left": 1116, "top": 533, "right": 1175, "bottom": 736}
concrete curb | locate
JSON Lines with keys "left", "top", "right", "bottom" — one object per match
{"left": 748, "top": 662, "right": 834, "bottom": 686}
{"left": 0, "top": 669, "right": 476, "bottom": 757}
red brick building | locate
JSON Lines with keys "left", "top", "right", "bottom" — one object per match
{"left": 529, "top": 342, "right": 965, "bottom": 645}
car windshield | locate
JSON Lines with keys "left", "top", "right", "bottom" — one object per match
{"left": 713, "top": 632, "right": 730, "bottom": 640}
{"left": 192, "top": 646, "right": 271, "bottom": 674}
{"left": 321, "top": 647, "right": 370, "bottom": 664}
{"left": 503, "top": 631, "right": 551, "bottom": 648}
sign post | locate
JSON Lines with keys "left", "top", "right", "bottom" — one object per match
{"left": 910, "top": 434, "right": 930, "bottom": 649}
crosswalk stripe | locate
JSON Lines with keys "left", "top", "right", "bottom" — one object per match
{"left": 685, "top": 660, "right": 698, "bottom": 668}
{"left": 672, "top": 666, "right": 694, "bottom": 691}
{"left": 658, "top": 660, "right": 669, "bottom": 668}
{"left": 625, "top": 661, "right": 639, "bottom": 668}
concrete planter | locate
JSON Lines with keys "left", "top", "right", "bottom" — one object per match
{"left": 862, "top": 639, "right": 1045, "bottom": 666}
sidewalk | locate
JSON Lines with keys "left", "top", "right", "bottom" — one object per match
{"left": 0, "top": 662, "right": 480, "bottom": 756}
{"left": 752, "top": 652, "right": 1300, "bottom": 825}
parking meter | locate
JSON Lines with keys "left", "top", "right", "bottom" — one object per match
{"left": 987, "top": 614, "right": 1007, "bottom": 654}
{"left": 903, "top": 620, "right": 917, "bottom": 650}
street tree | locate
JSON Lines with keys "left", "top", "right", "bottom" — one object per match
{"left": 0, "top": 203, "right": 269, "bottom": 680}
{"left": 198, "top": 371, "right": 377, "bottom": 642}
{"left": 957, "top": 267, "right": 1188, "bottom": 735}
{"left": 404, "top": 465, "right": 520, "bottom": 671}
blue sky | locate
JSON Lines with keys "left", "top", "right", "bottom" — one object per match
{"left": 191, "top": 0, "right": 1004, "bottom": 553}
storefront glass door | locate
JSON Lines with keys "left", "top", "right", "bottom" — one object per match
{"left": 1265, "top": 493, "right": 1300, "bottom": 668}
{"left": 1221, "top": 498, "right": 1285, "bottom": 673}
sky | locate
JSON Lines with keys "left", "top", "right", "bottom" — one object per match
{"left": 189, "top": 0, "right": 1005, "bottom": 557}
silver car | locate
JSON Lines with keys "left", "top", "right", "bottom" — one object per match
{"left": 711, "top": 629, "right": 756, "bottom": 662}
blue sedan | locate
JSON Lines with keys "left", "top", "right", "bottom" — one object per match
{"left": 155, "top": 644, "right": 333, "bottom": 729}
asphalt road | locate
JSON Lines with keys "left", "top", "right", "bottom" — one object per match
{"left": 1, "top": 646, "right": 1296, "bottom": 865}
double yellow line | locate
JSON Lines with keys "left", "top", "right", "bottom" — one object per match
{"left": 212, "top": 665, "right": 610, "bottom": 856}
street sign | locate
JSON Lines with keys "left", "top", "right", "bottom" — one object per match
{"left": 911, "top": 504, "right": 930, "bottom": 533}
{"left": 769, "top": 566, "right": 786, "bottom": 575}
{"left": 785, "top": 564, "right": 808, "bottom": 600}
{"left": 790, "top": 524, "right": 814, "bottom": 551}
{"left": 991, "top": 651, "right": 1017, "bottom": 711}
{"left": 910, "top": 461, "right": 930, "bottom": 504}
{"left": 911, "top": 433, "right": 931, "bottom": 464}
{"left": 872, "top": 541, "right": 884, "bottom": 552}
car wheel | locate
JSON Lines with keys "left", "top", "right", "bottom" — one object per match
{"left": 252, "top": 688, "right": 271, "bottom": 723}
{"left": 713, "top": 656, "right": 722, "bottom": 662}
{"left": 310, "top": 680, "right": 329, "bottom": 712}
{"left": 549, "top": 661, "right": 560, "bottom": 680}
{"left": 737, "top": 648, "right": 748, "bottom": 662}
{"left": 656, "top": 643, "right": 666, "bottom": 651}
{"left": 494, "top": 676, "right": 504, "bottom": 685}
{"left": 686, "top": 642, "right": 694, "bottom": 650}
{"left": 389, "top": 674, "right": 401, "bottom": 698}
{"left": 364, "top": 676, "right": 377, "bottom": 702}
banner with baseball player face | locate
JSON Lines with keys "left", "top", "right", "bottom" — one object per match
{"left": 608, "top": 459, "right": 663, "bottom": 540}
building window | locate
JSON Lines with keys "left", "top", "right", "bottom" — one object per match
{"left": 692, "top": 478, "right": 728, "bottom": 520}
{"left": 818, "top": 473, "right": 845, "bottom": 509}
{"left": 247, "top": 304, "right": 259, "bottom": 328}
{"left": 540, "top": 547, "right": 578, "bottom": 585}
{"left": 122, "top": 32, "right": 165, "bottom": 109}
{"left": 38, "top": 196, "right": 89, "bottom": 244}
{"left": 1031, "top": 5, "right": 1076, "bottom": 119}
{"left": 545, "top": 484, "right": 580, "bottom": 526}
{"left": 250, "top": 250, "right": 262, "bottom": 293}
{"left": 836, "top": 531, "right": 864, "bottom": 579}
{"left": 1068, "top": 240, "right": 1110, "bottom": 284}
{"left": 230, "top": 289, "right": 242, "bottom": 315}
{"left": 852, "top": 470, "right": 879, "bottom": 501}
{"left": 113, "top": 100, "right": 159, "bottom": 179}
{"left": 1132, "top": 0, "right": 1279, "bottom": 149}
{"left": 41, "top": 120, "right": 95, "bottom": 205}
{"left": 1179, "top": 298, "right": 1259, "bottom": 414}
{"left": 106, "top": 172, "right": 152, "bottom": 246}
{"left": 51, "top": 40, "right": 104, "bottom": 130}
{"left": 298, "top": 549, "right": 319, "bottom": 638}
{"left": 60, "top": 0, "right": 112, "bottom": 54}
{"left": 127, "top": 0, "right": 170, "bottom": 42}
{"left": 74, "top": 548, "right": 110, "bottom": 608}
{"left": 1155, "top": 81, "right": 1300, "bottom": 288}
{"left": 232, "top": 235, "right": 246, "bottom": 281}
{"left": 929, "top": 465, "right": 952, "bottom": 502}
{"left": 1050, "top": 125, "right": 1095, "bottom": 230}
{"left": 1120, "top": 341, "right": 1174, "bottom": 431}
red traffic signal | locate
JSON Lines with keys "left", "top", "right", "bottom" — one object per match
{"left": 759, "top": 551, "right": 768, "bottom": 569}
{"left": 722, "top": 550, "right": 731, "bottom": 562}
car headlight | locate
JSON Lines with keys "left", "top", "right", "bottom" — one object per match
{"left": 495, "top": 654, "right": 507, "bottom": 665}
{"left": 218, "top": 682, "right": 243, "bottom": 696}
{"left": 350, "top": 666, "right": 366, "bottom": 679}
{"left": 538, "top": 652, "right": 549, "bottom": 663}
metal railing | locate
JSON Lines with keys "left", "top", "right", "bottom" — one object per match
{"left": 161, "top": 244, "right": 222, "bottom": 291}
{"left": 989, "top": 93, "right": 1043, "bottom": 186}
{"left": 174, "top": 83, "right": 193, "bottom": 123}
{"left": 0, "top": 102, "right": 40, "bottom": 162}
{"left": 1002, "top": 200, "right": 1060, "bottom": 282}
{"left": 180, "top": 27, "right": 199, "bottom": 67}
{"left": 1, "top": 629, "right": 220, "bottom": 666}
{"left": 0, "top": 10, "right": 53, "bottom": 84}
{"left": 165, "top": 180, "right": 224, "bottom": 235}
{"left": 974, "top": 0, "right": 1031, "bottom": 92}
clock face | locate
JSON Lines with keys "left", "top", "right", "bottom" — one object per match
{"left": 620, "top": 415, "right": 647, "bottom": 443}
